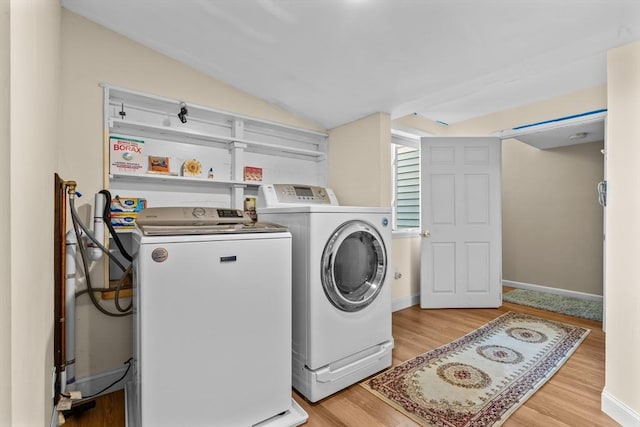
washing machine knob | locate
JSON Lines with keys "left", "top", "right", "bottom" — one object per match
{"left": 192, "top": 207, "right": 206, "bottom": 218}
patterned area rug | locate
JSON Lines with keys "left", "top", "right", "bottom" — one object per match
{"left": 362, "top": 312, "right": 589, "bottom": 426}
{"left": 503, "top": 288, "right": 603, "bottom": 322}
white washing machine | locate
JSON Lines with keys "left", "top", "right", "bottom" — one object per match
{"left": 257, "top": 184, "right": 393, "bottom": 402}
{"left": 126, "top": 207, "right": 307, "bottom": 427}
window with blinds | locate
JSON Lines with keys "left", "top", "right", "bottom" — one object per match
{"left": 393, "top": 144, "right": 420, "bottom": 230}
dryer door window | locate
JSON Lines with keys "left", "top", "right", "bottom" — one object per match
{"left": 321, "top": 220, "right": 387, "bottom": 312}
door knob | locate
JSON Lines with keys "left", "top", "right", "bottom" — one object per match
{"left": 422, "top": 230, "right": 431, "bottom": 238}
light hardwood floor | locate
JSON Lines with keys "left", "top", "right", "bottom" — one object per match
{"left": 64, "top": 293, "right": 616, "bottom": 426}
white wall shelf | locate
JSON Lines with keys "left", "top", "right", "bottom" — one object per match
{"left": 109, "top": 172, "right": 261, "bottom": 190}
{"left": 109, "top": 118, "right": 326, "bottom": 160}
{"left": 102, "top": 83, "right": 328, "bottom": 210}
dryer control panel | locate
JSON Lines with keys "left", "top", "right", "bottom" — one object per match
{"left": 258, "top": 184, "right": 339, "bottom": 207}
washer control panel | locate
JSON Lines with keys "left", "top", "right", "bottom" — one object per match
{"left": 258, "top": 184, "right": 339, "bottom": 207}
{"left": 137, "top": 207, "right": 249, "bottom": 226}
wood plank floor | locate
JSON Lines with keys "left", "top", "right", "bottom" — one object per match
{"left": 63, "top": 293, "right": 615, "bottom": 426}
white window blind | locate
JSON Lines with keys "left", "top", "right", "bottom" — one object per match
{"left": 395, "top": 146, "right": 420, "bottom": 229}
{"left": 391, "top": 131, "right": 421, "bottom": 231}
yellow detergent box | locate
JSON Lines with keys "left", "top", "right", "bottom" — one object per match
{"left": 110, "top": 212, "right": 139, "bottom": 229}
{"left": 110, "top": 197, "right": 147, "bottom": 213}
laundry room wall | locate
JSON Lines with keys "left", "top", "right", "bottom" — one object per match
{"left": 328, "top": 112, "right": 392, "bottom": 207}
{"left": 603, "top": 39, "right": 640, "bottom": 423}
{"left": 0, "top": 3, "right": 10, "bottom": 424}
{"left": 388, "top": 236, "right": 421, "bottom": 308}
{"left": 4, "top": 0, "right": 62, "bottom": 425}
{"left": 501, "top": 139, "right": 604, "bottom": 296}
{"left": 59, "top": 9, "right": 326, "bottom": 380}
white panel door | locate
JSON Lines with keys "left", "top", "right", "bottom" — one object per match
{"left": 420, "top": 137, "right": 502, "bottom": 308}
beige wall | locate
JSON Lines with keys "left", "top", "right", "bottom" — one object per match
{"left": 502, "top": 140, "right": 604, "bottom": 295}
{"left": 6, "top": 0, "right": 61, "bottom": 425}
{"left": 603, "top": 40, "right": 640, "bottom": 421}
{"left": 0, "top": 0, "right": 10, "bottom": 424}
{"left": 328, "top": 113, "right": 392, "bottom": 207}
{"left": 393, "top": 113, "right": 449, "bottom": 136}
{"left": 60, "top": 9, "right": 324, "bottom": 378}
{"left": 390, "top": 237, "right": 421, "bottom": 302}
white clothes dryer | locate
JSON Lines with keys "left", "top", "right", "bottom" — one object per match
{"left": 258, "top": 184, "right": 393, "bottom": 402}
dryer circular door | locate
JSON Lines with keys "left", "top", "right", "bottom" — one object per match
{"left": 321, "top": 220, "right": 388, "bottom": 312}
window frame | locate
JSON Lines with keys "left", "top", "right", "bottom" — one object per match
{"left": 391, "top": 130, "right": 422, "bottom": 237}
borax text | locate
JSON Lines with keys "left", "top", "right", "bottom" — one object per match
{"left": 113, "top": 143, "right": 142, "bottom": 153}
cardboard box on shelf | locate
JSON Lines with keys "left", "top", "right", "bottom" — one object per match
{"left": 110, "top": 212, "right": 139, "bottom": 229}
{"left": 110, "top": 197, "right": 147, "bottom": 213}
{"left": 244, "top": 197, "right": 257, "bottom": 222}
{"left": 244, "top": 166, "right": 263, "bottom": 181}
{"left": 110, "top": 197, "right": 146, "bottom": 229}
{"left": 109, "top": 136, "right": 145, "bottom": 174}
{"left": 148, "top": 156, "right": 170, "bottom": 174}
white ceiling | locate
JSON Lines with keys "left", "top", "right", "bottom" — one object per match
{"left": 61, "top": 0, "right": 640, "bottom": 130}
{"left": 512, "top": 120, "right": 606, "bottom": 149}
{"left": 494, "top": 110, "right": 607, "bottom": 149}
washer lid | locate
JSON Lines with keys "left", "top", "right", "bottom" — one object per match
{"left": 136, "top": 221, "right": 288, "bottom": 236}
{"left": 135, "top": 206, "right": 288, "bottom": 235}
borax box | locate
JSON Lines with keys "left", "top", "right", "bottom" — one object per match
{"left": 110, "top": 136, "right": 145, "bottom": 174}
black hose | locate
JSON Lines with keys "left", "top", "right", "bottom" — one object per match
{"left": 70, "top": 195, "right": 131, "bottom": 317}
{"left": 69, "top": 201, "right": 127, "bottom": 272}
{"left": 61, "top": 358, "right": 133, "bottom": 400}
{"left": 114, "top": 264, "right": 133, "bottom": 313}
{"left": 99, "top": 190, "right": 133, "bottom": 262}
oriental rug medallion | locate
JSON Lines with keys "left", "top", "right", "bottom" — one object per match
{"left": 362, "top": 312, "right": 589, "bottom": 426}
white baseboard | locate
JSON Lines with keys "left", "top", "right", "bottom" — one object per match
{"left": 602, "top": 388, "right": 640, "bottom": 426}
{"left": 502, "top": 280, "right": 603, "bottom": 302}
{"left": 392, "top": 294, "right": 420, "bottom": 312}
{"left": 392, "top": 283, "right": 601, "bottom": 311}
{"left": 68, "top": 364, "right": 132, "bottom": 400}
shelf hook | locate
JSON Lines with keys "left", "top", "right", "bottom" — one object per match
{"left": 178, "top": 102, "right": 188, "bottom": 124}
